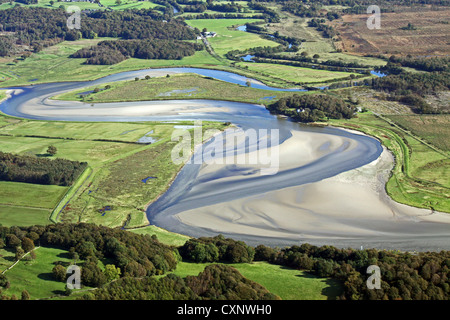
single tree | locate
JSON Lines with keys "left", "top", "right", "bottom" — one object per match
{"left": 21, "top": 290, "right": 30, "bottom": 300}
{"left": 52, "top": 264, "right": 67, "bottom": 282}
{"left": 21, "top": 237, "right": 35, "bottom": 253}
{"left": 47, "top": 145, "right": 57, "bottom": 156}
{"left": 15, "top": 247, "right": 24, "bottom": 261}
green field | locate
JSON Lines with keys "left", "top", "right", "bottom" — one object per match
{"left": 0, "top": 119, "right": 159, "bottom": 142}
{"left": 0, "top": 115, "right": 225, "bottom": 228}
{"left": 0, "top": 205, "right": 51, "bottom": 227}
{"left": 0, "top": 135, "right": 141, "bottom": 167}
{"left": 0, "top": 181, "right": 67, "bottom": 209}
{"left": 1, "top": 247, "right": 74, "bottom": 299}
{"left": 54, "top": 73, "right": 294, "bottom": 104}
{"left": 168, "top": 261, "right": 342, "bottom": 300}
{"left": 129, "top": 225, "right": 191, "bottom": 247}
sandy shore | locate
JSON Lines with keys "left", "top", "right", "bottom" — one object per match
{"left": 174, "top": 129, "right": 450, "bottom": 247}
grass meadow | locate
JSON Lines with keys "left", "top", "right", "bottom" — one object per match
{"left": 185, "top": 19, "right": 279, "bottom": 57}
{"left": 1, "top": 247, "right": 74, "bottom": 299}
{"left": 54, "top": 73, "right": 294, "bottom": 104}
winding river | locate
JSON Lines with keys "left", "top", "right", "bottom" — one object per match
{"left": 1, "top": 67, "right": 449, "bottom": 251}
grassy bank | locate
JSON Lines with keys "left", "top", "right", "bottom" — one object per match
{"left": 329, "top": 113, "right": 450, "bottom": 213}
{"left": 236, "top": 61, "right": 358, "bottom": 84}
{"left": 53, "top": 73, "right": 295, "bottom": 105}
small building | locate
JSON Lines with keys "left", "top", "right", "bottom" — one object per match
{"left": 203, "top": 31, "right": 217, "bottom": 38}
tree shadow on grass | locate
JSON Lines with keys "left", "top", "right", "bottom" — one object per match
{"left": 293, "top": 271, "right": 343, "bottom": 300}
{"left": 2, "top": 255, "right": 16, "bottom": 263}
{"left": 37, "top": 272, "right": 55, "bottom": 282}
{"left": 36, "top": 153, "right": 51, "bottom": 158}
{"left": 56, "top": 252, "right": 72, "bottom": 260}
{"left": 321, "top": 278, "right": 343, "bottom": 300}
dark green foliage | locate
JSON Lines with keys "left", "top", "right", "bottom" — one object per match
{"left": 268, "top": 94, "right": 356, "bottom": 122}
{"left": 71, "top": 39, "right": 203, "bottom": 65}
{"left": 387, "top": 56, "right": 450, "bottom": 73}
{"left": 80, "top": 264, "right": 279, "bottom": 300}
{"left": 178, "top": 239, "right": 219, "bottom": 263}
{"left": 81, "top": 260, "right": 107, "bottom": 288}
{"left": 21, "top": 237, "right": 34, "bottom": 252}
{"left": 0, "top": 7, "right": 196, "bottom": 54}
{"left": 37, "top": 223, "right": 178, "bottom": 276}
{"left": 0, "top": 151, "right": 87, "bottom": 186}
{"left": 0, "top": 35, "right": 16, "bottom": 57}
{"left": 373, "top": 71, "right": 450, "bottom": 97}
{"left": 185, "top": 264, "right": 279, "bottom": 300}
{"left": 52, "top": 264, "right": 67, "bottom": 282}
{"left": 371, "top": 63, "right": 450, "bottom": 114}
{"left": 81, "top": 273, "right": 197, "bottom": 300}
{"left": 0, "top": 223, "right": 178, "bottom": 286}
{"left": 5, "top": 234, "right": 21, "bottom": 248}
{"left": 0, "top": 274, "right": 9, "bottom": 289}
{"left": 179, "top": 235, "right": 255, "bottom": 263}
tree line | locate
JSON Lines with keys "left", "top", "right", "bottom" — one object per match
{"left": 179, "top": 235, "right": 255, "bottom": 264}
{"left": 71, "top": 39, "right": 203, "bottom": 65}
{"left": 79, "top": 264, "right": 278, "bottom": 300}
{"left": 0, "top": 151, "right": 87, "bottom": 186}
{"left": 0, "top": 7, "right": 196, "bottom": 57}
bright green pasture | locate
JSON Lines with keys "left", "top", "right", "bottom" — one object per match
{"left": 186, "top": 19, "right": 279, "bottom": 56}
{"left": 2, "top": 247, "right": 74, "bottom": 299}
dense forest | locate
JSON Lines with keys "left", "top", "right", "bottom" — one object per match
{"left": 179, "top": 235, "right": 255, "bottom": 263}
{"left": 0, "top": 7, "right": 197, "bottom": 56}
{"left": 267, "top": 94, "right": 356, "bottom": 122}
{"left": 71, "top": 39, "right": 203, "bottom": 65}
{"left": 0, "top": 151, "right": 87, "bottom": 186}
